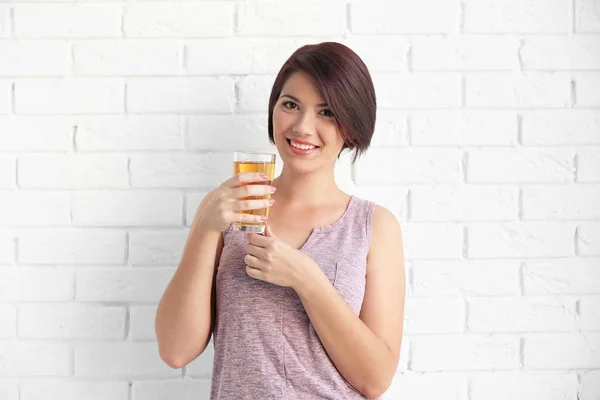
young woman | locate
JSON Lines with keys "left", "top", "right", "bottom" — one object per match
{"left": 156, "top": 42, "right": 406, "bottom": 400}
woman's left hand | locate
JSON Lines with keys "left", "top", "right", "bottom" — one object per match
{"left": 244, "top": 225, "right": 317, "bottom": 289}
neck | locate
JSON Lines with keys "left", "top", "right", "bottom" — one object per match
{"left": 273, "top": 163, "right": 342, "bottom": 206}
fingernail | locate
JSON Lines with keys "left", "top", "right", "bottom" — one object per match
{"left": 260, "top": 174, "right": 269, "bottom": 179}
{"left": 260, "top": 216, "right": 268, "bottom": 221}
{"left": 269, "top": 186, "right": 277, "bottom": 193}
{"left": 269, "top": 199, "right": 276, "bottom": 205}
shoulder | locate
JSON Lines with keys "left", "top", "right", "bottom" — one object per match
{"left": 368, "top": 203, "right": 403, "bottom": 260}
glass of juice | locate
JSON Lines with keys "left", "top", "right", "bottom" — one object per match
{"left": 232, "top": 151, "right": 276, "bottom": 234}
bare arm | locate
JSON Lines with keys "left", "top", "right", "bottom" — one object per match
{"left": 294, "top": 205, "right": 406, "bottom": 398}
{"left": 155, "top": 190, "right": 223, "bottom": 369}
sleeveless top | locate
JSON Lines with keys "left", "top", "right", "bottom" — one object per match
{"left": 210, "top": 195, "right": 377, "bottom": 400}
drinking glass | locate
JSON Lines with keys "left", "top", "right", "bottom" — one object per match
{"left": 232, "top": 151, "right": 276, "bottom": 233}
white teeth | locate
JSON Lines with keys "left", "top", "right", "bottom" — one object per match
{"left": 290, "top": 140, "right": 316, "bottom": 150}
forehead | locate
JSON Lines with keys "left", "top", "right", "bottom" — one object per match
{"left": 280, "top": 71, "right": 325, "bottom": 102}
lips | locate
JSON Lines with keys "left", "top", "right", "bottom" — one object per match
{"left": 286, "top": 138, "right": 319, "bottom": 155}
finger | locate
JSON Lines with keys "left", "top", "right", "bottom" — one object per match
{"left": 246, "top": 265, "right": 263, "bottom": 281}
{"left": 233, "top": 198, "right": 274, "bottom": 212}
{"left": 245, "top": 243, "right": 266, "bottom": 259}
{"left": 222, "top": 172, "right": 270, "bottom": 189}
{"left": 247, "top": 232, "right": 272, "bottom": 247}
{"left": 233, "top": 212, "right": 268, "bottom": 224}
{"left": 244, "top": 253, "right": 265, "bottom": 270}
{"left": 230, "top": 184, "right": 275, "bottom": 199}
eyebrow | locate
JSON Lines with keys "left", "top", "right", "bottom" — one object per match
{"left": 280, "top": 94, "right": 328, "bottom": 107}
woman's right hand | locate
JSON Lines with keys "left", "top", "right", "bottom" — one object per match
{"left": 194, "top": 172, "right": 276, "bottom": 233}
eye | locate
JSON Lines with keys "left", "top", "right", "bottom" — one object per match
{"left": 282, "top": 101, "right": 298, "bottom": 110}
{"left": 319, "top": 109, "right": 334, "bottom": 117}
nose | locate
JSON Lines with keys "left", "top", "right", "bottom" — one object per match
{"left": 291, "top": 110, "right": 317, "bottom": 136}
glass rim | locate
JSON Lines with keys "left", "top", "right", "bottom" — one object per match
{"left": 233, "top": 151, "right": 276, "bottom": 157}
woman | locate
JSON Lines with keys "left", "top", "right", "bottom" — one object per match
{"left": 155, "top": 42, "right": 406, "bottom": 399}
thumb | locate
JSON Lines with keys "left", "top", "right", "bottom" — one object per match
{"left": 264, "top": 224, "right": 277, "bottom": 238}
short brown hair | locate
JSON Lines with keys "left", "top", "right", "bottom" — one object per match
{"left": 267, "top": 42, "right": 376, "bottom": 163}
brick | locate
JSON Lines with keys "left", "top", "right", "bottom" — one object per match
{"left": 19, "top": 229, "right": 126, "bottom": 265}
{"left": 468, "top": 222, "right": 575, "bottom": 258}
{"left": 522, "top": 111, "right": 600, "bottom": 145}
{"left": 578, "top": 223, "right": 600, "bottom": 256}
{"left": 411, "top": 111, "right": 518, "bottom": 146}
{"left": 238, "top": 1, "right": 345, "bottom": 36}
{"left": 132, "top": 380, "right": 211, "bottom": 400}
{"left": 20, "top": 381, "right": 129, "bottom": 400}
{"left": 0, "top": 155, "right": 16, "bottom": 189}
{"left": 127, "top": 78, "right": 234, "bottom": 114}
{"left": 0, "top": 6, "right": 10, "bottom": 38}
{"left": 341, "top": 36, "right": 410, "bottom": 72}
{"left": 411, "top": 185, "right": 518, "bottom": 221}
{"left": 13, "top": 4, "right": 121, "bottom": 38}
{"left": 580, "top": 296, "right": 600, "bottom": 331}
{"left": 466, "top": 73, "right": 570, "bottom": 108}
{"left": 468, "top": 297, "right": 577, "bottom": 333}
{"left": 130, "top": 153, "right": 230, "bottom": 189}
{"left": 130, "top": 306, "right": 157, "bottom": 340}
{"left": 578, "top": 149, "right": 600, "bottom": 182}
{"left": 72, "top": 191, "right": 182, "bottom": 227}
{"left": 0, "top": 267, "right": 74, "bottom": 301}
{"left": 0, "top": 40, "right": 68, "bottom": 76}
{"left": 186, "top": 343, "right": 214, "bottom": 377}
{"left": 402, "top": 223, "right": 463, "bottom": 260}
{"left": 0, "top": 191, "right": 70, "bottom": 227}
{"left": 580, "top": 370, "right": 600, "bottom": 400}
{"left": 413, "top": 36, "right": 518, "bottom": 71}
{"left": 185, "top": 192, "right": 210, "bottom": 226}
{"left": 411, "top": 334, "right": 519, "bottom": 371}
{"left": 374, "top": 73, "right": 461, "bottom": 108}
{"left": 576, "top": 0, "right": 600, "bottom": 32}
{"left": 76, "top": 268, "right": 173, "bottom": 302}
{"left": 129, "top": 230, "right": 188, "bottom": 266}
{"left": 0, "top": 80, "right": 11, "bottom": 114}
{"left": 0, "top": 116, "right": 73, "bottom": 151}
{"left": 75, "top": 342, "right": 179, "bottom": 378}
{"left": 521, "top": 36, "right": 600, "bottom": 70}
{"left": 0, "top": 304, "right": 16, "bottom": 338}
{"left": 523, "top": 259, "right": 600, "bottom": 295}
{"left": 467, "top": 148, "right": 575, "bottom": 183}
{"left": 0, "top": 342, "right": 71, "bottom": 376}
{"left": 0, "top": 230, "right": 15, "bottom": 265}
{"left": 404, "top": 297, "right": 464, "bottom": 334}
{"left": 469, "top": 372, "right": 578, "bottom": 400}
{"left": 351, "top": 0, "right": 460, "bottom": 34}
{"left": 353, "top": 186, "right": 408, "bottom": 221}
{"left": 522, "top": 185, "right": 600, "bottom": 219}
{"left": 124, "top": 3, "right": 233, "bottom": 38}
{"left": 18, "top": 304, "right": 126, "bottom": 339}
{"left": 18, "top": 154, "right": 128, "bottom": 189}
{"left": 412, "top": 260, "right": 520, "bottom": 297}
{"left": 185, "top": 115, "right": 272, "bottom": 151}
{"left": 575, "top": 73, "right": 600, "bottom": 106}
{"left": 370, "top": 111, "right": 409, "bottom": 147}
{"left": 385, "top": 372, "right": 468, "bottom": 400}
{"left": 524, "top": 333, "right": 600, "bottom": 369}
{"left": 237, "top": 75, "right": 274, "bottom": 112}
{"left": 465, "top": 0, "right": 569, "bottom": 33}
{"left": 356, "top": 148, "right": 461, "bottom": 185}
{"left": 75, "top": 115, "right": 182, "bottom": 151}
{"left": 0, "top": 382, "right": 17, "bottom": 400}
{"left": 14, "top": 79, "right": 124, "bottom": 114}
{"left": 73, "top": 40, "right": 180, "bottom": 76}
{"left": 186, "top": 38, "right": 299, "bottom": 75}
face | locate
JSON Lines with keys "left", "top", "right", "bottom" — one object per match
{"left": 272, "top": 71, "right": 346, "bottom": 174}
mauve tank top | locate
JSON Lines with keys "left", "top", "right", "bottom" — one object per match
{"left": 210, "top": 195, "right": 377, "bottom": 400}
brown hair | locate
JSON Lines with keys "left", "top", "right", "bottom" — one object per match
{"left": 267, "top": 42, "right": 376, "bottom": 163}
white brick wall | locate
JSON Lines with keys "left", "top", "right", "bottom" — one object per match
{"left": 0, "top": 0, "right": 599, "bottom": 399}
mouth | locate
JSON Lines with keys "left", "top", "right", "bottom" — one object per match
{"left": 286, "top": 138, "right": 320, "bottom": 156}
